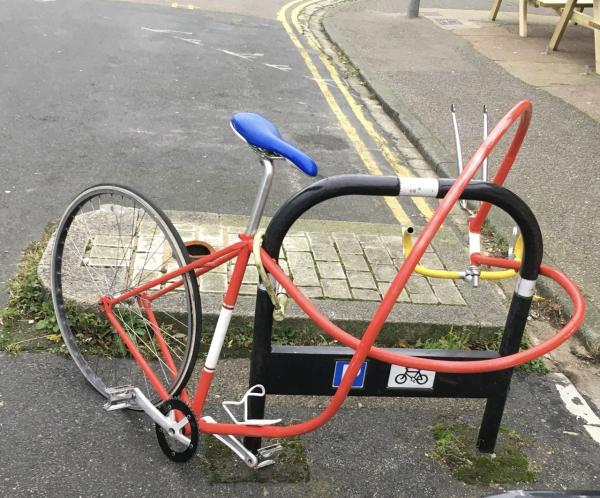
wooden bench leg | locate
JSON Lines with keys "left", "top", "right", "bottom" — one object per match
{"left": 548, "top": 0, "right": 578, "bottom": 50}
{"left": 490, "top": 0, "right": 503, "bottom": 20}
{"left": 519, "top": 0, "right": 528, "bottom": 37}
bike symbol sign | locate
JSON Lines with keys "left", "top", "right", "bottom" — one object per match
{"left": 387, "top": 365, "right": 435, "bottom": 389}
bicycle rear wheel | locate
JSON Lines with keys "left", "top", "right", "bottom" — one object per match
{"left": 51, "top": 185, "right": 201, "bottom": 406}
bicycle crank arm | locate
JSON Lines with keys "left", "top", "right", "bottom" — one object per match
{"left": 104, "top": 387, "right": 191, "bottom": 446}
{"left": 202, "top": 416, "right": 280, "bottom": 469}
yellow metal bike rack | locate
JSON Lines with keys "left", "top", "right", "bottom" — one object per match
{"left": 402, "top": 226, "right": 523, "bottom": 281}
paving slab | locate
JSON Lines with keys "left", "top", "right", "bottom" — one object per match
{"left": 39, "top": 211, "right": 509, "bottom": 342}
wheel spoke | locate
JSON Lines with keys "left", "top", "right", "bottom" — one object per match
{"left": 51, "top": 186, "right": 200, "bottom": 406}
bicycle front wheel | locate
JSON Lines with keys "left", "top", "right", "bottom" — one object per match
{"left": 51, "top": 185, "right": 201, "bottom": 406}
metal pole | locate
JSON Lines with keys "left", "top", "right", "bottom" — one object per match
{"left": 244, "top": 288, "right": 273, "bottom": 453}
{"left": 407, "top": 0, "right": 420, "bottom": 18}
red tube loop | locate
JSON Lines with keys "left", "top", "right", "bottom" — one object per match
{"left": 260, "top": 100, "right": 585, "bottom": 374}
{"left": 262, "top": 249, "right": 585, "bottom": 374}
{"left": 469, "top": 100, "right": 532, "bottom": 232}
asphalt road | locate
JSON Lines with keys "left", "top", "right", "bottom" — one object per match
{"left": 1, "top": 352, "right": 599, "bottom": 497}
{"left": 0, "top": 0, "right": 400, "bottom": 306}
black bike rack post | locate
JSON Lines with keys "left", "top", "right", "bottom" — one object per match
{"left": 244, "top": 175, "right": 543, "bottom": 454}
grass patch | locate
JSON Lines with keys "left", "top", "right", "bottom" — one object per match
{"left": 0, "top": 223, "right": 131, "bottom": 357}
{"left": 202, "top": 435, "right": 310, "bottom": 483}
{"left": 412, "top": 327, "right": 548, "bottom": 374}
{"left": 414, "top": 327, "right": 473, "bottom": 350}
{"left": 216, "top": 322, "right": 336, "bottom": 358}
{"left": 488, "top": 330, "right": 548, "bottom": 374}
{"left": 431, "top": 421, "right": 538, "bottom": 485}
{"left": 0, "top": 223, "right": 68, "bottom": 354}
{"left": 480, "top": 220, "right": 510, "bottom": 258}
{"left": 0, "top": 227, "right": 335, "bottom": 356}
{"left": 0, "top": 223, "right": 56, "bottom": 331}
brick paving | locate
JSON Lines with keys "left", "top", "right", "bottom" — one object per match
{"left": 157, "top": 216, "right": 468, "bottom": 306}
{"left": 38, "top": 209, "right": 512, "bottom": 340}
{"left": 41, "top": 210, "right": 469, "bottom": 307}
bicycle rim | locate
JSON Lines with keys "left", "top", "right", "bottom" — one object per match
{"left": 51, "top": 185, "right": 201, "bottom": 406}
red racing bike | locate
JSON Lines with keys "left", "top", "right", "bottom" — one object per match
{"left": 51, "top": 100, "right": 585, "bottom": 467}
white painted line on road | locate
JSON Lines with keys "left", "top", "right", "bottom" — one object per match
{"left": 554, "top": 373, "right": 600, "bottom": 425}
{"left": 217, "top": 50, "right": 263, "bottom": 61}
{"left": 300, "top": 76, "right": 336, "bottom": 88}
{"left": 584, "top": 425, "right": 600, "bottom": 444}
{"left": 263, "top": 64, "right": 292, "bottom": 72}
{"left": 141, "top": 27, "right": 193, "bottom": 35}
{"left": 125, "top": 128, "right": 156, "bottom": 135}
{"left": 173, "top": 36, "right": 202, "bottom": 46}
{"left": 553, "top": 372, "right": 600, "bottom": 444}
{"left": 171, "top": 2, "right": 195, "bottom": 9}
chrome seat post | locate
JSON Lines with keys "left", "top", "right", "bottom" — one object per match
{"left": 245, "top": 157, "right": 275, "bottom": 235}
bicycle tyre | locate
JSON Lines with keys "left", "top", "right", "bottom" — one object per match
{"left": 416, "top": 374, "right": 428, "bottom": 385}
{"left": 51, "top": 185, "right": 201, "bottom": 406}
{"left": 395, "top": 373, "right": 407, "bottom": 385}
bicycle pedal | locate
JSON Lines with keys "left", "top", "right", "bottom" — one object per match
{"left": 202, "top": 416, "right": 280, "bottom": 469}
{"left": 103, "top": 385, "right": 136, "bottom": 411}
{"left": 202, "top": 416, "right": 259, "bottom": 467}
{"left": 257, "top": 443, "right": 283, "bottom": 460}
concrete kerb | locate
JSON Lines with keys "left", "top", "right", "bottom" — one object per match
{"left": 319, "top": 16, "right": 455, "bottom": 177}
{"left": 317, "top": 7, "right": 599, "bottom": 357}
{"left": 535, "top": 251, "right": 600, "bottom": 357}
{"left": 38, "top": 212, "right": 506, "bottom": 347}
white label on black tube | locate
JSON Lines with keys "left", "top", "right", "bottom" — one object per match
{"left": 516, "top": 276, "right": 536, "bottom": 298}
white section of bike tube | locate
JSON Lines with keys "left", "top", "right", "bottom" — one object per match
{"left": 399, "top": 178, "right": 439, "bottom": 197}
{"left": 468, "top": 231, "right": 481, "bottom": 256}
{"left": 515, "top": 276, "right": 536, "bottom": 298}
{"left": 205, "top": 307, "right": 233, "bottom": 370}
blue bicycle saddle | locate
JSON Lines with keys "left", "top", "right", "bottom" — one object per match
{"left": 230, "top": 113, "right": 318, "bottom": 177}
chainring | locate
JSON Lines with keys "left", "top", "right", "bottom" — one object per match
{"left": 155, "top": 398, "right": 199, "bottom": 463}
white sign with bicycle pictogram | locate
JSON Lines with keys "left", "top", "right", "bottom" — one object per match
{"left": 387, "top": 365, "right": 435, "bottom": 389}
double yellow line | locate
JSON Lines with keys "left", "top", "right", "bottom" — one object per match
{"left": 278, "top": 0, "right": 434, "bottom": 227}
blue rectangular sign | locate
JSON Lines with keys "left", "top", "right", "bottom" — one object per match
{"left": 332, "top": 360, "right": 367, "bottom": 389}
